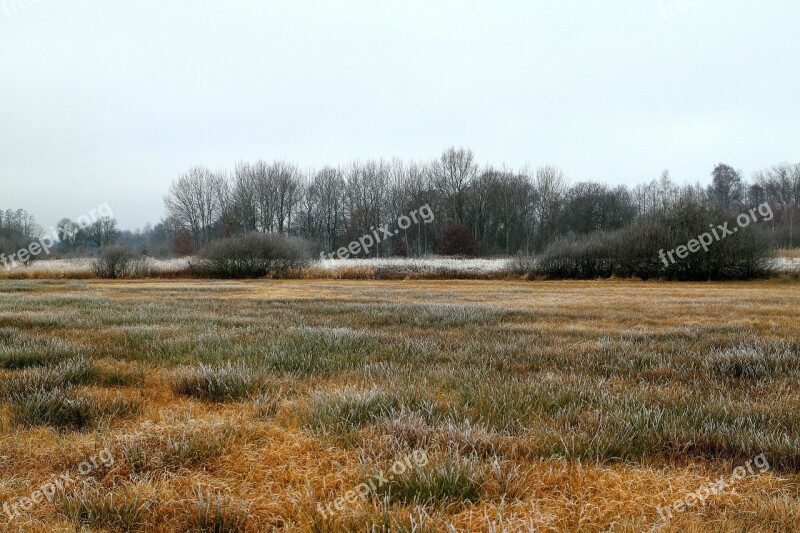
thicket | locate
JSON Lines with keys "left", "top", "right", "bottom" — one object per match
{"left": 194, "top": 233, "right": 310, "bottom": 279}
{"left": 534, "top": 204, "right": 774, "bottom": 280}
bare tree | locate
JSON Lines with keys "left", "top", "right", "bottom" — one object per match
{"left": 532, "top": 165, "right": 568, "bottom": 250}
{"left": 159, "top": 150, "right": 800, "bottom": 258}
{"left": 563, "top": 182, "right": 636, "bottom": 235}
{"left": 432, "top": 147, "right": 478, "bottom": 226}
{"left": 85, "top": 217, "right": 119, "bottom": 249}
{"left": 493, "top": 171, "right": 533, "bottom": 254}
{"left": 708, "top": 163, "right": 743, "bottom": 210}
{"left": 309, "top": 166, "right": 345, "bottom": 251}
{"left": 467, "top": 169, "right": 498, "bottom": 247}
{"left": 344, "top": 160, "right": 388, "bottom": 256}
{"left": 269, "top": 161, "right": 302, "bottom": 234}
{"left": 163, "top": 166, "right": 226, "bottom": 244}
{"left": 56, "top": 218, "right": 83, "bottom": 252}
{"left": 231, "top": 161, "right": 259, "bottom": 233}
{"left": 0, "top": 209, "right": 42, "bottom": 260}
{"left": 753, "top": 162, "right": 800, "bottom": 247}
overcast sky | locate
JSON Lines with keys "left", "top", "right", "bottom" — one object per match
{"left": 1, "top": 0, "right": 798, "bottom": 231}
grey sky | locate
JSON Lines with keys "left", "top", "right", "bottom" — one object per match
{"left": 1, "top": 0, "right": 798, "bottom": 231}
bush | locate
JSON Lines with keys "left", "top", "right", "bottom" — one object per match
{"left": 392, "top": 239, "right": 409, "bottom": 257}
{"left": 534, "top": 205, "right": 775, "bottom": 280}
{"left": 91, "top": 246, "right": 141, "bottom": 279}
{"left": 508, "top": 255, "right": 537, "bottom": 276}
{"left": 439, "top": 225, "right": 476, "bottom": 256}
{"left": 195, "top": 233, "right": 310, "bottom": 279}
{"left": 172, "top": 228, "right": 195, "bottom": 256}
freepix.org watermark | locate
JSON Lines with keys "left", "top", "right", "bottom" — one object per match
{"left": 659, "top": 202, "right": 773, "bottom": 267}
{"left": 0, "top": 202, "right": 113, "bottom": 271}
{"left": 316, "top": 449, "right": 428, "bottom": 519}
{"left": 2, "top": 0, "right": 49, "bottom": 18}
{"left": 316, "top": 0, "right": 360, "bottom": 19}
{"left": 659, "top": 0, "right": 710, "bottom": 20}
{"left": 320, "top": 204, "right": 434, "bottom": 260}
{"left": 2, "top": 448, "right": 115, "bottom": 521}
{"left": 655, "top": 453, "right": 770, "bottom": 523}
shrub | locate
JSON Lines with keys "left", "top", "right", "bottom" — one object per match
{"left": 438, "top": 225, "right": 476, "bottom": 256}
{"left": 508, "top": 255, "right": 537, "bottom": 276}
{"left": 534, "top": 205, "right": 775, "bottom": 280}
{"left": 172, "top": 228, "right": 195, "bottom": 256}
{"left": 391, "top": 239, "right": 409, "bottom": 257}
{"left": 195, "top": 233, "right": 310, "bottom": 279}
{"left": 91, "top": 246, "right": 141, "bottom": 279}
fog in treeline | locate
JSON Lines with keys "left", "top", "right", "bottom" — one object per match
{"left": 4, "top": 147, "right": 800, "bottom": 259}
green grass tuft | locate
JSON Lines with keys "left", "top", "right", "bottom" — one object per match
{"left": 9, "top": 388, "right": 142, "bottom": 430}
{"left": 375, "top": 454, "right": 484, "bottom": 506}
{"left": 169, "top": 362, "right": 266, "bottom": 402}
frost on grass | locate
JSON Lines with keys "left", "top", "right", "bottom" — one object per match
{"left": 318, "top": 256, "right": 513, "bottom": 274}
{"left": 169, "top": 362, "right": 268, "bottom": 402}
{"left": 0, "top": 333, "right": 83, "bottom": 369}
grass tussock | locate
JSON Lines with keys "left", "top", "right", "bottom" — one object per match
{"left": 169, "top": 362, "right": 268, "bottom": 402}
{"left": 703, "top": 340, "right": 800, "bottom": 380}
{"left": 183, "top": 486, "right": 250, "bottom": 532}
{"left": 118, "top": 420, "right": 236, "bottom": 474}
{"left": 298, "top": 385, "right": 436, "bottom": 435}
{"left": 8, "top": 387, "right": 142, "bottom": 430}
{"left": 61, "top": 481, "right": 155, "bottom": 531}
{"left": 0, "top": 356, "right": 97, "bottom": 398}
{"left": 302, "top": 386, "right": 402, "bottom": 432}
{"left": 0, "top": 335, "right": 82, "bottom": 369}
{"left": 373, "top": 454, "right": 485, "bottom": 507}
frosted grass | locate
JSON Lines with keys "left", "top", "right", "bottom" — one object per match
{"left": 5, "top": 255, "right": 798, "bottom": 277}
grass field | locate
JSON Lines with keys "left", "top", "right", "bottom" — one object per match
{"left": 1, "top": 279, "right": 799, "bottom": 532}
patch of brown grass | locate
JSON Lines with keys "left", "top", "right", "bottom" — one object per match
{"left": 777, "top": 248, "right": 800, "bottom": 259}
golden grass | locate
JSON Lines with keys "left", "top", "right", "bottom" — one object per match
{"left": 0, "top": 279, "right": 799, "bottom": 531}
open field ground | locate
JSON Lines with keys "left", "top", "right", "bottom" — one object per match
{"left": 1, "top": 279, "right": 799, "bottom": 531}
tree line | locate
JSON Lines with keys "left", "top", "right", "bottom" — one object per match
{"left": 160, "top": 148, "right": 800, "bottom": 257}
{"left": 0, "top": 209, "right": 124, "bottom": 260}
{"left": 4, "top": 147, "right": 799, "bottom": 260}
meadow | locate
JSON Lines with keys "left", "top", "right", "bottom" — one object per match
{"left": 0, "top": 279, "right": 799, "bottom": 531}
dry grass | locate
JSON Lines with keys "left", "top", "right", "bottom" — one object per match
{"left": 0, "top": 278, "right": 799, "bottom": 531}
